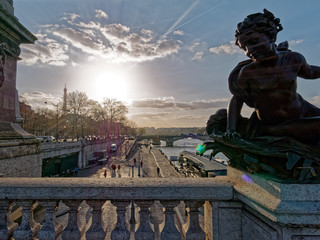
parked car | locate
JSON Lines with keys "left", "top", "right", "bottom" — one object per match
{"left": 110, "top": 143, "right": 117, "bottom": 152}
{"left": 37, "top": 136, "right": 55, "bottom": 142}
{"left": 98, "top": 158, "right": 108, "bottom": 164}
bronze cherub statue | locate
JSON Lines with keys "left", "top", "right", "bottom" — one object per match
{"left": 202, "top": 9, "right": 320, "bottom": 182}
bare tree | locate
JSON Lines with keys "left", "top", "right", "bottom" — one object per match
{"left": 97, "top": 98, "right": 128, "bottom": 138}
{"left": 67, "top": 91, "right": 97, "bottom": 139}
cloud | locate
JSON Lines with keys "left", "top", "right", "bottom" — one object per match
{"left": 20, "top": 10, "right": 182, "bottom": 66}
{"left": 131, "top": 97, "right": 228, "bottom": 110}
{"left": 19, "top": 91, "right": 60, "bottom": 109}
{"left": 209, "top": 41, "right": 242, "bottom": 55}
{"left": 187, "top": 41, "right": 208, "bottom": 60}
{"left": 131, "top": 97, "right": 176, "bottom": 108}
{"left": 129, "top": 111, "right": 208, "bottom": 128}
{"left": 95, "top": 10, "right": 108, "bottom": 19}
{"left": 188, "top": 42, "right": 200, "bottom": 52}
{"left": 192, "top": 51, "right": 203, "bottom": 61}
{"left": 173, "top": 30, "right": 184, "bottom": 36}
{"left": 20, "top": 33, "right": 69, "bottom": 66}
{"left": 60, "top": 13, "right": 80, "bottom": 22}
{"left": 288, "top": 39, "right": 303, "bottom": 46}
{"left": 310, "top": 96, "right": 320, "bottom": 106}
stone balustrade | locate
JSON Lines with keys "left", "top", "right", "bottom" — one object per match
{"left": 0, "top": 177, "right": 234, "bottom": 240}
{"left": 1, "top": 168, "right": 320, "bottom": 240}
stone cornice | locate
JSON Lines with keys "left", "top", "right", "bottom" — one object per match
{"left": 0, "top": 5, "right": 36, "bottom": 45}
{"left": 0, "top": 177, "right": 234, "bottom": 201}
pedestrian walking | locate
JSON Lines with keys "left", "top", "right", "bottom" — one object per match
{"left": 140, "top": 160, "right": 143, "bottom": 168}
{"left": 157, "top": 167, "right": 160, "bottom": 176}
{"left": 111, "top": 164, "right": 116, "bottom": 172}
{"left": 104, "top": 169, "right": 107, "bottom": 178}
{"left": 134, "top": 158, "right": 136, "bottom": 165}
{"left": 117, "top": 165, "right": 121, "bottom": 172}
{"left": 74, "top": 167, "right": 78, "bottom": 177}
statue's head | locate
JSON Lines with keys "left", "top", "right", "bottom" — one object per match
{"left": 235, "top": 9, "right": 283, "bottom": 50}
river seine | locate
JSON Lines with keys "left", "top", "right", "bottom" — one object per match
{"left": 153, "top": 138, "right": 227, "bottom": 160}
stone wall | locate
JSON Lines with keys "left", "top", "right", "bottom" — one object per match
{"left": 0, "top": 139, "right": 41, "bottom": 177}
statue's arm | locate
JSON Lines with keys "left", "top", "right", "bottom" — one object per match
{"left": 296, "top": 52, "right": 320, "bottom": 79}
{"left": 224, "top": 95, "right": 243, "bottom": 140}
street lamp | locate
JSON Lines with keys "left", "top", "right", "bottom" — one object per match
{"left": 44, "top": 101, "right": 59, "bottom": 140}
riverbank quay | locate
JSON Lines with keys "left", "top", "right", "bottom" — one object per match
{"left": 77, "top": 140, "right": 183, "bottom": 179}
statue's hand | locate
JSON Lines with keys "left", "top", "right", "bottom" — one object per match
{"left": 223, "top": 130, "right": 241, "bottom": 142}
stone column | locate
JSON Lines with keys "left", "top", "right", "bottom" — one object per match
{"left": 0, "top": 0, "right": 42, "bottom": 177}
{"left": 0, "top": 0, "right": 36, "bottom": 135}
{"left": 37, "top": 201, "right": 59, "bottom": 240}
{"left": 160, "top": 200, "right": 181, "bottom": 240}
{"left": 0, "top": 200, "right": 17, "bottom": 240}
{"left": 111, "top": 200, "right": 130, "bottom": 240}
{"left": 61, "top": 200, "right": 82, "bottom": 240}
{"left": 135, "top": 200, "right": 154, "bottom": 240}
{"left": 85, "top": 200, "right": 106, "bottom": 240}
{"left": 185, "top": 200, "right": 206, "bottom": 240}
{"left": 12, "top": 201, "right": 34, "bottom": 240}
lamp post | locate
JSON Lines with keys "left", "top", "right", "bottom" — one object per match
{"left": 44, "top": 101, "right": 59, "bottom": 140}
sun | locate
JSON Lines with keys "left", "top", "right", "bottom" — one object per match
{"left": 93, "top": 71, "right": 129, "bottom": 102}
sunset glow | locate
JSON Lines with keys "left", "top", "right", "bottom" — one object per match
{"left": 93, "top": 70, "right": 129, "bottom": 102}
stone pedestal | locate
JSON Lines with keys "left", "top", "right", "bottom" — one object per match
{"left": 228, "top": 166, "right": 320, "bottom": 239}
{"left": 0, "top": 0, "right": 40, "bottom": 177}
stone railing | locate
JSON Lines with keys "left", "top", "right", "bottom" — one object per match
{"left": 0, "top": 177, "right": 235, "bottom": 240}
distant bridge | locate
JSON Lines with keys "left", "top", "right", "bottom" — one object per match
{"left": 136, "top": 133, "right": 210, "bottom": 147}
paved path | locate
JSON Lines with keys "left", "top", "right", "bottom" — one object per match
{"left": 78, "top": 141, "right": 183, "bottom": 179}
{"left": 58, "top": 141, "right": 185, "bottom": 240}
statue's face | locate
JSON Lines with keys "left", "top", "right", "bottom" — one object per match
{"left": 238, "top": 31, "right": 274, "bottom": 61}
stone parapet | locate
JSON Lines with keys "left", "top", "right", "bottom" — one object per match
{"left": 0, "top": 177, "right": 234, "bottom": 240}
{"left": 228, "top": 166, "right": 320, "bottom": 225}
{"left": 0, "top": 175, "right": 320, "bottom": 239}
{"left": 0, "top": 177, "right": 234, "bottom": 200}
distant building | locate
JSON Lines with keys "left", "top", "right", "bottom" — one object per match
{"left": 62, "top": 83, "right": 67, "bottom": 114}
{"left": 19, "top": 101, "right": 33, "bottom": 122}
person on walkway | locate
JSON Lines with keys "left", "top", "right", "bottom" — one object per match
{"left": 117, "top": 165, "right": 121, "bottom": 172}
{"left": 140, "top": 160, "right": 143, "bottom": 168}
{"left": 157, "top": 167, "right": 160, "bottom": 176}
{"left": 104, "top": 169, "right": 107, "bottom": 178}
{"left": 111, "top": 164, "right": 116, "bottom": 172}
{"left": 134, "top": 158, "right": 136, "bottom": 165}
{"left": 74, "top": 167, "right": 78, "bottom": 177}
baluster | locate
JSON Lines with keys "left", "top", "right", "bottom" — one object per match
{"left": 12, "top": 200, "right": 34, "bottom": 240}
{"left": 185, "top": 201, "right": 205, "bottom": 240}
{"left": 160, "top": 200, "right": 181, "bottom": 240}
{"left": 86, "top": 200, "right": 106, "bottom": 240}
{"left": 37, "top": 201, "right": 58, "bottom": 240}
{"left": 0, "top": 200, "right": 16, "bottom": 240}
{"left": 7, "top": 201, "right": 19, "bottom": 236}
{"left": 30, "top": 201, "right": 41, "bottom": 237}
{"left": 110, "top": 200, "right": 130, "bottom": 240}
{"left": 135, "top": 200, "right": 154, "bottom": 240}
{"left": 61, "top": 200, "right": 81, "bottom": 240}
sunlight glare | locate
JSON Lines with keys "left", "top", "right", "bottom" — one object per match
{"left": 93, "top": 71, "right": 129, "bottom": 102}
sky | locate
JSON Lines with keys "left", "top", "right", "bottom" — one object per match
{"left": 13, "top": 0, "right": 320, "bottom": 128}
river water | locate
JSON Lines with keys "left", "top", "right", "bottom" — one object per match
{"left": 153, "top": 138, "right": 228, "bottom": 160}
